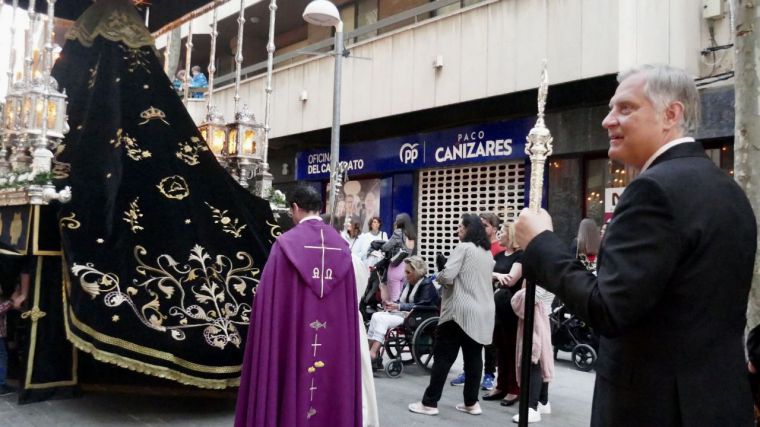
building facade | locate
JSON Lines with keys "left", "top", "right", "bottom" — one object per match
{"left": 163, "top": 0, "right": 737, "bottom": 257}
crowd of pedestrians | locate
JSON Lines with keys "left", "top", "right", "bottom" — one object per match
{"left": 234, "top": 64, "right": 760, "bottom": 427}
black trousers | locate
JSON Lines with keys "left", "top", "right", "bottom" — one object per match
{"left": 484, "top": 343, "right": 496, "bottom": 375}
{"left": 529, "top": 362, "right": 549, "bottom": 409}
{"left": 422, "top": 321, "right": 483, "bottom": 407}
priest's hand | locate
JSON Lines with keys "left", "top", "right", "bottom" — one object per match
{"left": 515, "top": 208, "right": 553, "bottom": 250}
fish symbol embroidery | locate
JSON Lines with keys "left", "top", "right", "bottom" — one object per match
{"left": 310, "top": 320, "right": 327, "bottom": 331}
{"left": 307, "top": 407, "right": 317, "bottom": 419}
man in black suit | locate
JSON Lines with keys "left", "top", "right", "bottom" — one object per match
{"left": 515, "top": 64, "right": 757, "bottom": 426}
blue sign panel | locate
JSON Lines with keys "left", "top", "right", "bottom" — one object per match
{"left": 296, "top": 118, "right": 535, "bottom": 180}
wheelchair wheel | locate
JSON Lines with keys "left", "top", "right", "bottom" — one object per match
{"left": 411, "top": 317, "right": 438, "bottom": 372}
{"left": 571, "top": 344, "right": 597, "bottom": 372}
{"left": 383, "top": 328, "right": 405, "bottom": 360}
{"left": 385, "top": 359, "right": 404, "bottom": 378}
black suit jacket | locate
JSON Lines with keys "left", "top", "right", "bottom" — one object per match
{"left": 524, "top": 142, "right": 757, "bottom": 426}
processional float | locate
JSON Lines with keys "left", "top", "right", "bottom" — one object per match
{"left": 517, "top": 61, "right": 553, "bottom": 427}
{"left": 0, "top": 0, "right": 279, "bottom": 402}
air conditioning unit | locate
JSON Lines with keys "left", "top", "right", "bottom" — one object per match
{"left": 702, "top": 0, "right": 723, "bottom": 20}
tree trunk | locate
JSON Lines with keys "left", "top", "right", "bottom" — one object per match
{"left": 733, "top": 0, "right": 760, "bottom": 329}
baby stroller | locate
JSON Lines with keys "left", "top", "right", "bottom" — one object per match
{"left": 550, "top": 303, "right": 599, "bottom": 372}
{"left": 359, "top": 240, "right": 389, "bottom": 324}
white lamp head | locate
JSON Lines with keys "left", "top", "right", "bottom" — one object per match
{"left": 303, "top": 0, "right": 342, "bottom": 28}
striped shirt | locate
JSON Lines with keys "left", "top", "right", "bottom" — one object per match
{"left": 437, "top": 242, "right": 495, "bottom": 345}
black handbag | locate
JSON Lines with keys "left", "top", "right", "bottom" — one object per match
{"left": 390, "top": 248, "right": 409, "bottom": 267}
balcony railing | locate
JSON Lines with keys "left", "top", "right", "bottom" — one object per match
{"left": 213, "top": 0, "right": 477, "bottom": 88}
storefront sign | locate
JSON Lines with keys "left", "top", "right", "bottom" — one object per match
{"left": 296, "top": 118, "right": 535, "bottom": 180}
{"left": 604, "top": 187, "right": 626, "bottom": 222}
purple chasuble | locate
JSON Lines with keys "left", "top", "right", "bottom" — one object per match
{"left": 235, "top": 219, "right": 362, "bottom": 427}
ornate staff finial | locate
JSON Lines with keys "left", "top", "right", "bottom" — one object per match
{"left": 524, "top": 59, "right": 553, "bottom": 213}
{"left": 536, "top": 59, "right": 548, "bottom": 127}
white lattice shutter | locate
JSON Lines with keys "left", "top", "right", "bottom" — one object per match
{"left": 417, "top": 161, "right": 526, "bottom": 271}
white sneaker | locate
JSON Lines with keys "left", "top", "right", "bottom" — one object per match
{"left": 512, "top": 408, "right": 541, "bottom": 423}
{"left": 408, "top": 402, "right": 439, "bottom": 415}
{"left": 455, "top": 402, "right": 482, "bottom": 415}
{"left": 537, "top": 402, "right": 551, "bottom": 414}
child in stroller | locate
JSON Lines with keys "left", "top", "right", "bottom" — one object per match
{"left": 549, "top": 302, "right": 599, "bottom": 372}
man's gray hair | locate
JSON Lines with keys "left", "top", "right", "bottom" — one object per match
{"left": 404, "top": 255, "right": 428, "bottom": 277}
{"left": 618, "top": 64, "right": 700, "bottom": 134}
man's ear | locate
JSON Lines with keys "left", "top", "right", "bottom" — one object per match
{"left": 664, "top": 101, "right": 685, "bottom": 130}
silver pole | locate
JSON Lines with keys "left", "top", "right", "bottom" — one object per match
{"left": 517, "top": 61, "right": 553, "bottom": 427}
{"left": 182, "top": 20, "right": 193, "bottom": 104}
{"left": 206, "top": 2, "right": 219, "bottom": 113}
{"left": 233, "top": 0, "right": 245, "bottom": 115}
{"left": 5, "top": 0, "right": 19, "bottom": 94}
{"left": 23, "top": 0, "right": 37, "bottom": 85}
{"left": 258, "top": 0, "right": 277, "bottom": 197}
{"left": 39, "top": 0, "right": 55, "bottom": 143}
{"left": 326, "top": 26, "right": 343, "bottom": 222}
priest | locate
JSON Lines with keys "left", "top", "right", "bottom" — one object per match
{"left": 235, "top": 185, "right": 362, "bottom": 427}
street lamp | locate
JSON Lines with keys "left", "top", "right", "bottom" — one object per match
{"left": 303, "top": 0, "right": 343, "bottom": 220}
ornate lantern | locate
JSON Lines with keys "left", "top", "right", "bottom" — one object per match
{"left": 45, "top": 78, "right": 68, "bottom": 141}
{"left": 198, "top": 106, "right": 228, "bottom": 160}
{"left": 2, "top": 84, "right": 23, "bottom": 133}
{"left": 226, "top": 105, "right": 264, "bottom": 188}
{"left": 19, "top": 77, "right": 67, "bottom": 145}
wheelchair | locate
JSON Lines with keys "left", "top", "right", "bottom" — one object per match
{"left": 378, "top": 308, "right": 439, "bottom": 378}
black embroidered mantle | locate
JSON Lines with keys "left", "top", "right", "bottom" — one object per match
{"left": 50, "top": 1, "right": 278, "bottom": 388}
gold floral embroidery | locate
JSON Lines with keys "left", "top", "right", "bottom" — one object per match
{"left": 119, "top": 44, "right": 152, "bottom": 74}
{"left": 112, "top": 315, "right": 120, "bottom": 322}
{"left": 176, "top": 137, "right": 208, "bottom": 166}
{"left": 110, "top": 129, "right": 152, "bottom": 161}
{"left": 52, "top": 162, "right": 70, "bottom": 180}
{"left": 123, "top": 197, "right": 144, "bottom": 233}
{"left": 156, "top": 176, "right": 190, "bottom": 200}
{"left": 205, "top": 202, "right": 247, "bottom": 238}
{"left": 267, "top": 220, "right": 282, "bottom": 239}
{"left": 139, "top": 106, "right": 169, "bottom": 126}
{"left": 59, "top": 213, "right": 81, "bottom": 230}
{"left": 70, "top": 244, "right": 261, "bottom": 349}
{"left": 88, "top": 64, "right": 99, "bottom": 89}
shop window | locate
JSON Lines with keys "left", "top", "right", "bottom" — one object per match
{"left": 548, "top": 158, "right": 582, "bottom": 245}
{"left": 585, "top": 142, "right": 734, "bottom": 226}
{"left": 584, "top": 158, "right": 637, "bottom": 226}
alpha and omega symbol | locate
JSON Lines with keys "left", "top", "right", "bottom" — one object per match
{"left": 312, "top": 267, "right": 333, "bottom": 280}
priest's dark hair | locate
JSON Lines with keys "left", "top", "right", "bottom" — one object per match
{"left": 461, "top": 214, "right": 490, "bottom": 251}
{"left": 287, "top": 184, "right": 322, "bottom": 213}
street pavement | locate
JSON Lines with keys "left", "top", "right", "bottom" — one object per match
{"left": 0, "top": 351, "right": 593, "bottom": 426}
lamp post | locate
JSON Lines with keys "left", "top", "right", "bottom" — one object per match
{"left": 303, "top": 0, "right": 343, "bottom": 222}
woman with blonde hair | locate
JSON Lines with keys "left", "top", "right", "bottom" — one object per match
{"left": 483, "top": 222, "right": 523, "bottom": 405}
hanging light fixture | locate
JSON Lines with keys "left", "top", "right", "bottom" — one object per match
{"left": 199, "top": 106, "right": 228, "bottom": 159}
{"left": 224, "top": 0, "right": 265, "bottom": 189}
{"left": 226, "top": 105, "right": 264, "bottom": 186}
